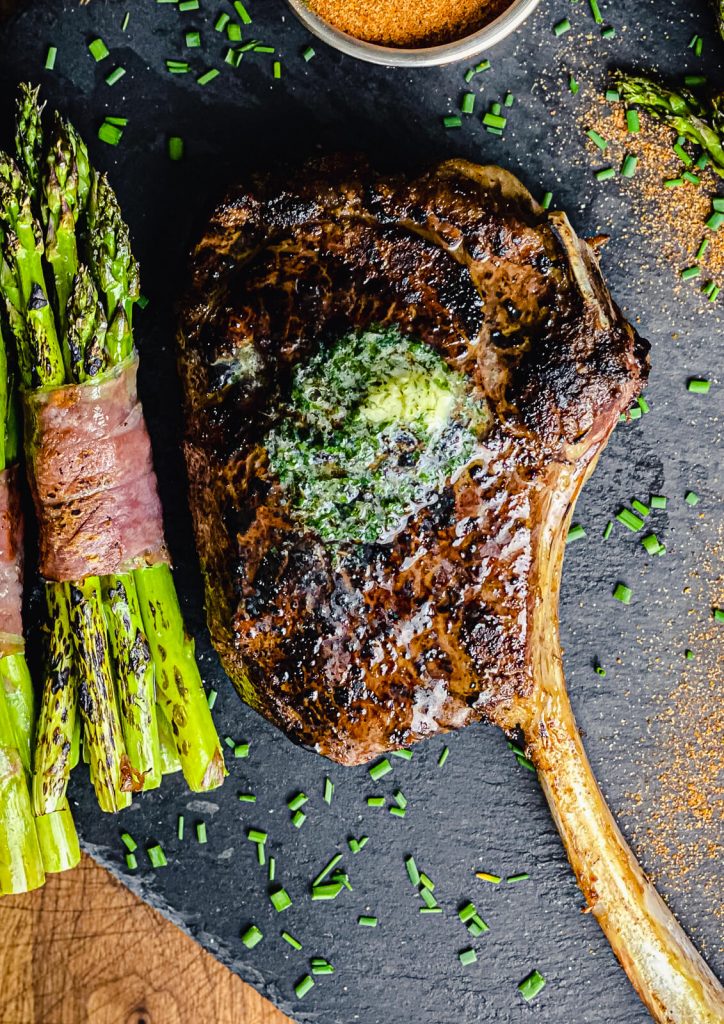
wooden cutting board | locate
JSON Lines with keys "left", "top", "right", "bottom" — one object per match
{"left": 0, "top": 855, "right": 290, "bottom": 1024}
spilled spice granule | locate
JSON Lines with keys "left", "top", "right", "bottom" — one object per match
{"left": 581, "top": 98, "right": 724, "bottom": 294}
{"left": 305, "top": 0, "right": 511, "bottom": 48}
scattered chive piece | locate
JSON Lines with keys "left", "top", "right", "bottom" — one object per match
{"left": 247, "top": 828, "right": 268, "bottom": 844}
{"left": 459, "top": 948, "right": 478, "bottom": 966}
{"left": 311, "top": 961, "right": 334, "bottom": 975}
{"left": 631, "top": 499, "right": 649, "bottom": 517}
{"left": 459, "top": 902, "right": 477, "bottom": 923}
{"left": 295, "top": 975, "right": 314, "bottom": 999}
{"left": 392, "top": 748, "right": 413, "bottom": 760}
{"left": 358, "top": 836, "right": 369, "bottom": 850}
{"left": 620, "top": 154, "right": 638, "bottom": 178}
{"left": 224, "top": 48, "right": 237, "bottom": 66}
{"left": 475, "top": 59, "right": 491, "bottom": 72}
{"left": 270, "top": 887, "right": 292, "bottom": 912}
{"left": 147, "top": 844, "right": 167, "bottom": 868}
{"left": 684, "top": 490, "right": 699, "bottom": 506}
{"left": 685, "top": 649, "right": 695, "bottom": 660}
{"left": 177, "top": 814, "right": 185, "bottom": 840}
{"left": 348, "top": 838, "right": 360, "bottom": 854}
{"left": 461, "top": 93, "right": 475, "bottom": 115}
{"left": 367, "top": 796, "right": 384, "bottom": 807}
{"left": 242, "top": 924, "right": 263, "bottom": 949}
{"left": 419, "top": 873, "right": 435, "bottom": 891}
{"left": 664, "top": 177, "right": 684, "bottom": 188}
{"left": 302, "top": 45, "right": 315, "bottom": 61}
{"left": 405, "top": 856, "right": 420, "bottom": 886}
{"left": 420, "top": 907, "right": 443, "bottom": 914}
{"left": 198, "top": 69, "right": 220, "bottom": 85}
{"left": 613, "top": 583, "right": 632, "bottom": 605}
{"left": 196, "top": 821, "right": 207, "bottom": 844}
{"left": 282, "top": 931, "right": 302, "bottom": 950}
{"left": 467, "top": 917, "right": 488, "bottom": 936}
{"left": 568, "top": 75, "right": 579, "bottom": 95}
{"left": 224, "top": 736, "right": 235, "bottom": 749}
{"left": 712, "top": 198, "right": 724, "bottom": 212}
{"left": 122, "top": 11, "right": 130, "bottom": 30}
{"left": 313, "top": 854, "right": 343, "bottom": 887}
{"left": 89, "top": 38, "right": 110, "bottom": 62}
{"left": 627, "top": 406, "right": 642, "bottom": 420}
{"left": 504, "top": 92, "right": 515, "bottom": 107}
{"left": 125, "top": 852, "right": 137, "bottom": 870}
{"left": 393, "top": 789, "right": 407, "bottom": 809}
{"left": 687, "top": 378, "right": 710, "bottom": 393}
{"left": 588, "top": 0, "right": 603, "bottom": 23}
{"left": 683, "top": 171, "right": 700, "bottom": 185}
{"left": 464, "top": 68, "right": 474, "bottom": 83}
{"left": 507, "top": 872, "right": 529, "bottom": 883}
{"left": 238, "top": 793, "right": 256, "bottom": 802}
{"left": 566, "top": 523, "right": 586, "bottom": 543}
{"left": 595, "top": 167, "right": 616, "bottom": 181}
{"left": 616, "top": 508, "right": 644, "bottom": 532}
{"left": 637, "top": 395, "right": 650, "bottom": 414}
{"left": 358, "top": 916, "right": 378, "bottom": 927}
{"left": 519, "top": 969, "right": 547, "bottom": 1002}
{"left": 311, "top": 882, "right": 344, "bottom": 900}
{"left": 291, "top": 810, "right": 306, "bottom": 828}
{"left": 121, "top": 832, "right": 138, "bottom": 853}
{"left": 516, "top": 754, "right": 536, "bottom": 772}
{"left": 206, "top": 687, "right": 217, "bottom": 708}
{"left": 706, "top": 212, "right": 724, "bottom": 230}
{"left": 288, "top": 792, "right": 308, "bottom": 811}
{"left": 490, "top": 101, "right": 502, "bottom": 116}
{"left": 419, "top": 887, "right": 438, "bottom": 909}
{"left": 179, "top": 0, "right": 199, "bottom": 9}
{"left": 482, "top": 112, "right": 506, "bottom": 129}
{"left": 475, "top": 871, "right": 501, "bottom": 883}
{"left": 695, "top": 36, "right": 703, "bottom": 57}
{"left": 626, "top": 109, "right": 640, "bottom": 133}
{"left": 323, "top": 777, "right": 334, "bottom": 804}
{"left": 136, "top": 292, "right": 149, "bottom": 308}
{"left": 602, "top": 520, "right": 613, "bottom": 540}
{"left": 595, "top": 663, "right": 606, "bottom": 677}
{"left": 369, "top": 758, "right": 392, "bottom": 781}
{"left": 541, "top": 191, "right": 553, "bottom": 210}
{"left": 601, "top": 25, "right": 615, "bottom": 38}
{"left": 215, "top": 11, "right": 230, "bottom": 30}
{"left": 234, "top": 0, "right": 252, "bottom": 22}
{"left": 168, "top": 136, "right": 184, "bottom": 161}
{"left": 713, "top": 608, "right": 724, "bottom": 623}
{"left": 684, "top": 75, "right": 707, "bottom": 86}
{"left": 650, "top": 495, "right": 666, "bottom": 509}
{"left": 443, "top": 115, "right": 463, "bottom": 129}
{"left": 673, "top": 143, "right": 693, "bottom": 166}
{"left": 273, "top": 61, "right": 281, "bottom": 78}
{"left": 553, "top": 17, "right": 571, "bottom": 35}
{"left": 641, "top": 533, "right": 663, "bottom": 555}
{"left": 267, "top": 856, "right": 276, "bottom": 882}
{"left": 437, "top": 746, "right": 450, "bottom": 767}
{"left": 605, "top": 89, "right": 620, "bottom": 102}
{"left": 45, "top": 46, "right": 58, "bottom": 70}
{"left": 390, "top": 806, "right": 406, "bottom": 818}
{"left": 707, "top": 284, "right": 720, "bottom": 302}
{"left": 98, "top": 122, "right": 123, "bottom": 146}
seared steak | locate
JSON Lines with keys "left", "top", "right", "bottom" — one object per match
{"left": 178, "top": 156, "right": 647, "bottom": 765}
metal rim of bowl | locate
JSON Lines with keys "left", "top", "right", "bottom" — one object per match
{"left": 285, "top": 0, "right": 541, "bottom": 67}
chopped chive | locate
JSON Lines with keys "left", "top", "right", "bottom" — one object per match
{"left": 288, "top": 792, "right": 308, "bottom": 811}
{"left": 197, "top": 68, "right": 220, "bottom": 85}
{"left": 553, "top": 17, "right": 571, "bottom": 35}
{"left": 682, "top": 171, "right": 700, "bottom": 184}
{"left": 688, "top": 33, "right": 698, "bottom": 48}
{"left": 459, "top": 948, "right": 478, "bottom": 966}
{"left": 467, "top": 916, "right": 489, "bottom": 936}
{"left": 98, "top": 122, "right": 123, "bottom": 146}
{"left": 121, "top": 832, "right": 137, "bottom": 852}
{"left": 627, "top": 406, "right": 642, "bottom": 419}
{"left": 302, "top": 45, "right": 315, "bottom": 61}
{"left": 348, "top": 838, "right": 360, "bottom": 854}
{"left": 684, "top": 75, "right": 707, "bottom": 86}
{"left": 270, "top": 887, "right": 292, "bottom": 912}
{"left": 713, "top": 608, "right": 724, "bottom": 623}
{"left": 323, "top": 777, "right": 334, "bottom": 804}
{"left": 405, "top": 856, "right": 420, "bottom": 886}
{"left": 234, "top": 0, "right": 252, "bottom": 22}
{"left": 247, "top": 828, "right": 267, "bottom": 844}
{"left": 196, "top": 821, "right": 207, "bottom": 844}
{"left": 475, "top": 871, "right": 501, "bottom": 883}
{"left": 664, "top": 177, "right": 684, "bottom": 188}
{"left": 255, "top": 843, "right": 264, "bottom": 867}
{"left": 637, "top": 396, "right": 650, "bottom": 414}
{"left": 588, "top": 0, "right": 602, "bottom": 23}
{"left": 392, "top": 749, "right": 413, "bottom": 760}
{"left": 687, "top": 378, "right": 710, "bottom": 393}
{"left": 475, "top": 59, "right": 491, "bottom": 72}
{"left": 437, "top": 746, "right": 450, "bottom": 767}
{"left": 393, "top": 789, "right": 407, "bottom": 808}
{"left": 215, "top": 11, "right": 230, "bottom": 30}
{"left": 224, "top": 736, "right": 235, "bottom": 749}
{"left": 650, "top": 494, "right": 666, "bottom": 509}
{"left": 311, "top": 961, "right": 334, "bottom": 975}
{"left": 268, "top": 856, "right": 276, "bottom": 882}
{"left": 419, "top": 873, "right": 435, "bottom": 891}
{"left": 685, "top": 649, "right": 695, "bottom": 660}
{"left": 601, "top": 25, "right": 615, "bottom": 38}
{"left": 605, "top": 89, "right": 620, "bottom": 102}
{"left": 179, "top": 0, "right": 199, "bottom": 9}
{"left": 224, "top": 48, "right": 238, "bottom": 66}
{"left": 273, "top": 60, "right": 281, "bottom": 78}
{"left": 695, "top": 36, "right": 703, "bottom": 57}
{"left": 616, "top": 508, "right": 644, "bottom": 532}
{"left": 45, "top": 46, "right": 58, "bottom": 70}
{"left": 168, "top": 136, "right": 184, "bottom": 161}
{"left": 519, "top": 969, "right": 546, "bottom": 1002}
{"left": 707, "top": 284, "right": 720, "bottom": 302}
{"left": 482, "top": 112, "right": 506, "bottom": 129}
{"left": 419, "top": 886, "right": 438, "bottom": 909}
{"left": 706, "top": 212, "right": 724, "bottom": 230}
{"left": 541, "top": 191, "right": 553, "bottom": 210}
{"left": 684, "top": 490, "right": 700, "bottom": 506}
{"left": 595, "top": 663, "right": 606, "bottom": 677}
{"left": 125, "top": 852, "right": 137, "bottom": 870}
{"left": 420, "top": 907, "right": 443, "bottom": 914}
{"left": 504, "top": 92, "right": 515, "bottom": 107}
{"left": 595, "top": 167, "right": 616, "bottom": 181}
{"left": 631, "top": 499, "right": 649, "bottom": 517}
{"left": 507, "top": 873, "right": 530, "bottom": 883}
{"left": 626, "top": 109, "right": 640, "bottom": 133}
{"left": 313, "top": 853, "right": 343, "bottom": 887}
{"left": 206, "top": 687, "right": 217, "bottom": 707}
{"left": 122, "top": 11, "right": 130, "bottom": 30}
{"left": 291, "top": 810, "right": 306, "bottom": 828}
{"left": 238, "top": 793, "right": 256, "bottom": 802}
{"left": 613, "top": 583, "right": 632, "bottom": 605}
{"left": 177, "top": 814, "right": 185, "bottom": 840}
{"left": 620, "top": 154, "right": 638, "bottom": 178}
{"left": 89, "top": 38, "right": 110, "bottom": 62}
{"left": 282, "top": 930, "right": 302, "bottom": 949}
{"left": 254, "top": 44, "right": 275, "bottom": 53}
{"left": 311, "top": 882, "right": 344, "bottom": 900}
{"left": 602, "top": 520, "right": 613, "bottom": 539}
{"left": 136, "top": 292, "right": 149, "bottom": 308}
{"left": 641, "top": 533, "right": 663, "bottom": 555}
{"left": 358, "top": 836, "right": 369, "bottom": 850}
{"left": 295, "top": 975, "right": 314, "bottom": 999}
{"left": 369, "top": 758, "right": 392, "bottom": 781}
{"left": 490, "top": 101, "right": 502, "bottom": 116}
{"left": 443, "top": 115, "right": 462, "bottom": 129}
{"left": 241, "top": 924, "right": 263, "bottom": 948}
{"left": 358, "top": 915, "right": 378, "bottom": 927}
{"left": 461, "top": 93, "right": 475, "bottom": 115}
{"left": 367, "top": 796, "right": 384, "bottom": 807}
{"left": 712, "top": 198, "right": 724, "bottom": 212}
{"left": 516, "top": 754, "right": 536, "bottom": 772}
{"left": 147, "top": 844, "right": 167, "bottom": 868}
{"left": 464, "top": 68, "right": 474, "bottom": 83}
{"left": 459, "top": 902, "right": 477, "bottom": 923}
{"left": 673, "top": 143, "right": 693, "bottom": 166}
{"left": 568, "top": 75, "right": 579, "bottom": 95}
{"left": 390, "top": 806, "right": 406, "bottom": 818}
{"left": 566, "top": 523, "right": 586, "bottom": 543}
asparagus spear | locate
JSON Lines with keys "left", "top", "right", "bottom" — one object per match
{"left": 616, "top": 74, "right": 724, "bottom": 175}
{"left": 0, "top": 682, "right": 44, "bottom": 895}
{"left": 14, "top": 84, "right": 44, "bottom": 201}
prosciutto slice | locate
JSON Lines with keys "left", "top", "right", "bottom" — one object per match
{"left": 23, "top": 354, "right": 168, "bottom": 583}
{"left": 0, "top": 465, "right": 24, "bottom": 654}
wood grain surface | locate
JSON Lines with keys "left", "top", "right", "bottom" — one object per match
{"left": 0, "top": 855, "right": 291, "bottom": 1024}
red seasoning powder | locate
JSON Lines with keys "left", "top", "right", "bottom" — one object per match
{"left": 305, "top": 0, "right": 511, "bottom": 47}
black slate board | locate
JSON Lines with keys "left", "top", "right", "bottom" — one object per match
{"left": 0, "top": 1, "right": 722, "bottom": 1021}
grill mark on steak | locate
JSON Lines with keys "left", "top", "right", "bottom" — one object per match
{"left": 178, "top": 157, "right": 648, "bottom": 765}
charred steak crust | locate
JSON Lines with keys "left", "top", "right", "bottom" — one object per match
{"left": 178, "top": 157, "right": 649, "bottom": 765}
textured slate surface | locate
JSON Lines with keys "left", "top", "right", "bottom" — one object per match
{"left": 0, "top": 0, "right": 722, "bottom": 1021}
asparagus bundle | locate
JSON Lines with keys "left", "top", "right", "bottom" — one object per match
{"left": 0, "top": 85, "right": 225, "bottom": 838}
